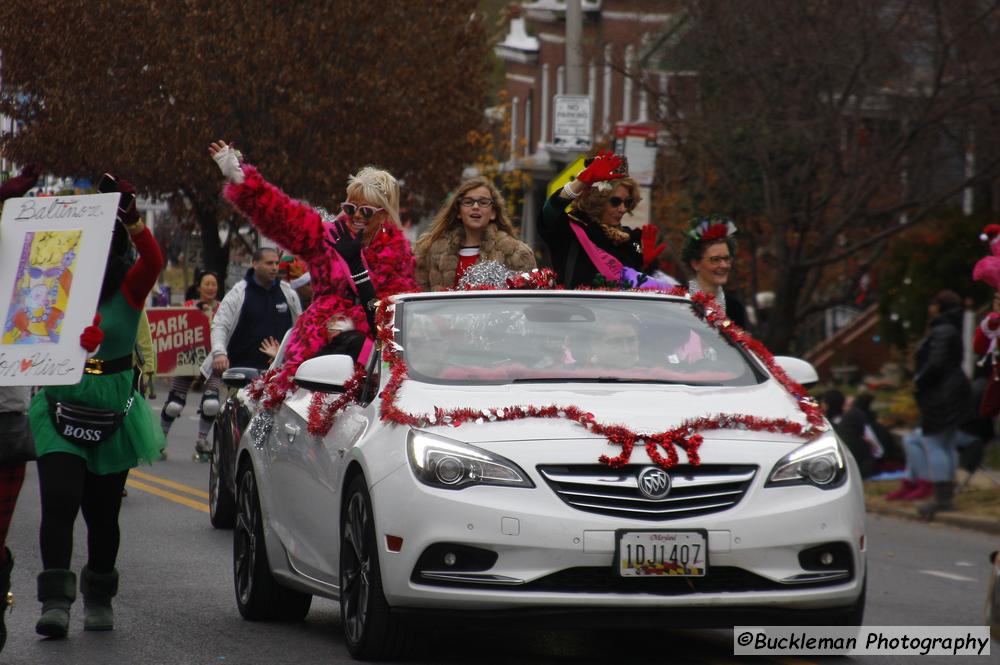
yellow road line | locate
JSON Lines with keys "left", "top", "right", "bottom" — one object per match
{"left": 130, "top": 469, "right": 209, "bottom": 499}
{"left": 126, "top": 479, "right": 209, "bottom": 513}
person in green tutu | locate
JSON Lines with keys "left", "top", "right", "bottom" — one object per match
{"left": 29, "top": 175, "right": 165, "bottom": 639}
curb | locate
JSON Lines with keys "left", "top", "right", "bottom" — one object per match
{"left": 866, "top": 501, "right": 1000, "bottom": 536}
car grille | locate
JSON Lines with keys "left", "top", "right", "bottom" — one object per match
{"left": 537, "top": 464, "right": 756, "bottom": 521}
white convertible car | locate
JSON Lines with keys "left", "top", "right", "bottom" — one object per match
{"left": 229, "top": 290, "right": 866, "bottom": 660}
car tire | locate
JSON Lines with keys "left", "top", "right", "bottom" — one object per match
{"left": 340, "top": 475, "right": 411, "bottom": 660}
{"left": 234, "top": 463, "right": 312, "bottom": 621}
{"left": 821, "top": 573, "right": 866, "bottom": 626}
{"left": 209, "top": 429, "right": 236, "bottom": 529}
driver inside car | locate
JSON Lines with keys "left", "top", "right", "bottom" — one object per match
{"left": 588, "top": 318, "right": 641, "bottom": 370}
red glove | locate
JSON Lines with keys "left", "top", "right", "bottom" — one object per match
{"left": 0, "top": 164, "right": 41, "bottom": 203}
{"left": 986, "top": 313, "right": 1000, "bottom": 332}
{"left": 641, "top": 224, "right": 666, "bottom": 268}
{"left": 576, "top": 150, "right": 624, "bottom": 186}
{"left": 80, "top": 314, "right": 104, "bottom": 352}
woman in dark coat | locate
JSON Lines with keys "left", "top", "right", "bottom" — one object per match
{"left": 539, "top": 152, "right": 663, "bottom": 289}
{"left": 912, "top": 289, "right": 972, "bottom": 518}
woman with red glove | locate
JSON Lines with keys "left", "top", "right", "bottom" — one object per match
{"left": 539, "top": 151, "right": 663, "bottom": 289}
{"left": 209, "top": 140, "right": 419, "bottom": 407}
{"left": 28, "top": 175, "right": 165, "bottom": 639}
{"left": 0, "top": 163, "right": 41, "bottom": 653}
{"left": 414, "top": 176, "right": 535, "bottom": 290}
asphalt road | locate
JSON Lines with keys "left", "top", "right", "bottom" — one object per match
{"left": 0, "top": 385, "right": 996, "bottom": 664}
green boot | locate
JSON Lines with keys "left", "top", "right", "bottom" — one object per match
{"left": 80, "top": 566, "right": 118, "bottom": 631}
{"left": 35, "top": 569, "right": 76, "bottom": 638}
{"left": 0, "top": 549, "right": 13, "bottom": 652}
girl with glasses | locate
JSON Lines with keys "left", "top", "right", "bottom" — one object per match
{"left": 208, "top": 141, "right": 418, "bottom": 405}
{"left": 540, "top": 152, "right": 665, "bottom": 289}
{"left": 680, "top": 215, "right": 749, "bottom": 330}
{"left": 414, "top": 177, "right": 535, "bottom": 290}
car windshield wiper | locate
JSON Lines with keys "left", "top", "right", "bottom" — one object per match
{"left": 511, "top": 377, "right": 723, "bottom": 386}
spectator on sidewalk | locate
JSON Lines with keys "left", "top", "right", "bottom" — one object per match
{"left": 899, "top": 290, "right": 971, "bottom": 517}
{"left": 847, "top": 392, "right": 905, "bottom": 474}
{"left": 820, "top": 389, "right": 875, "bottom": 479}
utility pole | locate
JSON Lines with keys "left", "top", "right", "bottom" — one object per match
{"left": 565, "top": 0, "right": 584, "bottom": 95}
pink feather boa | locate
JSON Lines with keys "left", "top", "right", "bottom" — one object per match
{"left": 224, "top": 165, "right": 419, "bottom": 406}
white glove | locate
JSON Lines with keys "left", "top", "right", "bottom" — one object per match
{"left": 212, "top": 145, "right": 245, "bottom": 184}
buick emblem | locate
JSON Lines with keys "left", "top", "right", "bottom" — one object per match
{"left": 637, "top": 467, "right": 671, "bottom": 499}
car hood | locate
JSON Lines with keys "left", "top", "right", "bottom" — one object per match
{"left": 392, "top": 377, "right": 814, "bottom": 444}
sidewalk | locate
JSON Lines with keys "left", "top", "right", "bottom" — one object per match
{"left": 865, "top": 469, "right": 1000, "bottom": 536}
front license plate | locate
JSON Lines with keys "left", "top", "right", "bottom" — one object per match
{"left": 616, "top": 529, "right": 708, "bottom": 577}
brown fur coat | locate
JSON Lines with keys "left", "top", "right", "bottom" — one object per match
{"left": 415, "top": 223, "right": 536, "bottom": 291}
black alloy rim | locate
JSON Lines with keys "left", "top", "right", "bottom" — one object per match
{"left": 234, "top": 470, "right": 257, "bottom": 605}
{"left": 209, "top": 437, "right": 221, "bottom": 515}
{"left": 341, "top": 491, "right": 371, "bottom": 644}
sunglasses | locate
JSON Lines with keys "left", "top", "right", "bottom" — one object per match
{"left": 609, "top": 196, "right": 635, "bottom": 210}
{"left": 340, "top": 202, "right": 384, "bottom": 220}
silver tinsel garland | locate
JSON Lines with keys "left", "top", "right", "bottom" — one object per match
{"left": 457, "top": 260, "right": 514, "bottom": 289}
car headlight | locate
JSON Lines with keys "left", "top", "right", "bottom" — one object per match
{"left": 766, "top": 434, "right": 846, "bottom": 489}
{"left": 407, "top": 429, "right": 534, "bottom": 490}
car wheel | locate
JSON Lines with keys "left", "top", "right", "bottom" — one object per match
{"left": 987, "top": 550, "right": 999, "bottom": 641}
{"left": 820, "top": 572, "right": 866, "bottom": 626}
{"left": 233, "top": 463, "right": 312, "bottom": 621}
{"left": 209, "top": 430, "right": 236, "bottom": 529}
{"left": 340, "top": 475, "right": 411, "bottom": 660}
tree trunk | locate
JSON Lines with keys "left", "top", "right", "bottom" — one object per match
{"left": 198, "top": 215, "right": 228, "bottom": 278}
{"left": 761, "top": 265, "right": 803, "bottom": 355}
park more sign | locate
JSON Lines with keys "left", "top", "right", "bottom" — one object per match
{"left": 147, "top": 307, "right": 211, "bottom": 377}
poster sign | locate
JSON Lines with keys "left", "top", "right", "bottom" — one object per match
{"left": 147, "top": 307, "right": 211, "bottom": 376}
{"left": 553, "top": 95, "right": 592, "bottom": 150}
{"left": 614, "top": 123, "right": 658, "bottom": 186}
{"left": 0, "top": 194, "right": 118, "bottom": 386}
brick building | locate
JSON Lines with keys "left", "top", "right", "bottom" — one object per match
{"left": 495, "top": 0, "right": 677, "bottom": 250}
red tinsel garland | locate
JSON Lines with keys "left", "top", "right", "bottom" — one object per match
{"left": 373, "top": 288, "right": 827, "bottom": 470}
{"left": 305, "top": 364, "right": 367, "bottom": 436}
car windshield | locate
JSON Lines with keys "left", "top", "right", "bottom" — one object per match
{"left": 398, "top": 294, "right": 764, "bottom": 386}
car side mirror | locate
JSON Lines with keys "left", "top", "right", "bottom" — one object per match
{"left": 294, "top": 354, "right": 356, "bottom": 393}
{"left": 221, "top": 367, "right": 260, "bottom": 389}
{"left": 773, "top": 356, "right": 819, "bottom": 388}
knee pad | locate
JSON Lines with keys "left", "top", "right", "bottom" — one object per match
{"left": 200, "top": 391, "right": 221, "bottom": 417}
{"left": 162, "top": 392, "right": 186, "bottom": 419}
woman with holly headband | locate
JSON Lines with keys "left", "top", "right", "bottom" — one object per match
{"left": 29, "top": 174, "right": 165, "bottom": 639}
{"left": 679, "top": 215, "right": 749, "bottom": 329}
{"left": 208, "top": 141, "right": 418, "bottom": 402}
{"left": 539, "top": 151, "right": 665, "bottom": 289}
